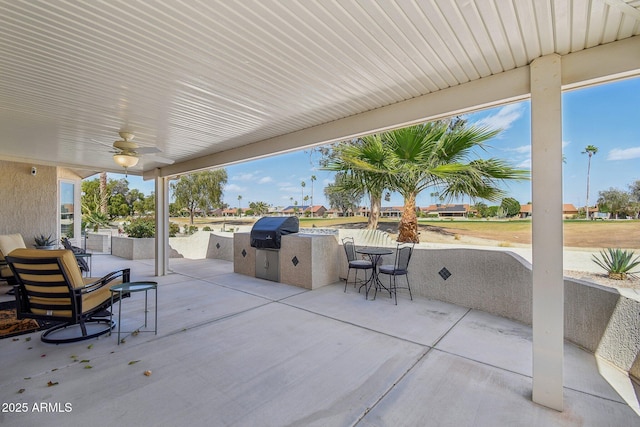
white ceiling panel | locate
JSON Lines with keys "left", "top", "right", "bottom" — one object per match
{"left": 0, "top": 0, "right": 638, "bottom": 177}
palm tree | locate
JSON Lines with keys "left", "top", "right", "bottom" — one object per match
{"left": 237, "top": 195, "right": 242, "bottom": 217}
{"left": 381, "top": 121, "right": 528, "bottom": 242}
{"left": 301, "top": 181, "right": 306, "bottom": 209}
{"left": 249, "top": 201, "right": 270, "bottom": 216}
{"left": 310, "top": 175, "right": 316, "bottom": 212}
{"left": 582, "top": 145, "right": 598, "bottom": 219}
{"left": 322, "top": 135, "right": 392, "bottom": 230}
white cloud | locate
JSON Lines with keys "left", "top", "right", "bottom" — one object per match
{"left": 225, "top": 184, "right": 246, "bottom": 192}
{"left": 516, "top": 158, "right": 531, "bottom": 168}
{"left": 505, "top": 145, "right": 530, "bottom": 154}
{"left": 607, "top": 147, "right": 640, "bottom": 161}
{"left": 474, "top": 103, "right": 524, "bottom": 131}
{"left": 231, "top": 171, "right": 263, "bottom": 181}
{"left": 257, "top": 176, "right": 273, "bottom": 184}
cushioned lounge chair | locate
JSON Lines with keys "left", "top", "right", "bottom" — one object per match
{"left": 0, "top": 233, "right": 27, "bottom": 286}
{"left": 6, "top": 248, "right": 130, "bottom": 343}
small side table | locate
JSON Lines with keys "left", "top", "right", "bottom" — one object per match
{"left": 110, "top": 281, "right": 158, "bottom": 344}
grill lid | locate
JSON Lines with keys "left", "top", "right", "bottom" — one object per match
{"left": 250, "top": 216, "right": 299, "bottom": 249}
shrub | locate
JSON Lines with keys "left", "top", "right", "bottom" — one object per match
{"left": 183, "top": 224, "right": 198, "bottom": 235}
{"left": 169, "top": 222, "right": 180, "bottom": 237}
{"left": 592, "top": 248, "right": 640, "bottom": 280}
{"left": 123, "top": 217, "right": 155, "bottom": 238}
{"left": 202, "top": 226, "right": 212, "bottom": 231}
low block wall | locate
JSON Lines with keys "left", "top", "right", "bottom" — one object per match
{"left": 168, "top": 231, "right": 234, "bottom": 261}
{"left": 86, "top": 233, "right": 110, "bottom": 253}
{"left": 338, "top": 244, "right": 640, "bottom": 379}
{"left": 111, "top": 237, "right": 154, "bottom": 260}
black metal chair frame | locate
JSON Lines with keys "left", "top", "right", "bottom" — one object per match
{"left": 6, "top": 252, "right": 130, "bottom": 343}
{"left": 342, "top": 237, "right": 373, "bottom": 293}
{"left": 61, "top": 237, "right": 90, "bottom": 273}
{"left": 377, "top": 243, "right": 414, "bottom": 305}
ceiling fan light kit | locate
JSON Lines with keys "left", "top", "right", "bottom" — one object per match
{"left": 113, "top": 153, "right": 139, "bottom": 168}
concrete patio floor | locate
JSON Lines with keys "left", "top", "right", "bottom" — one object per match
{"left": 0, "top": 255, "right": 638, "bottom": 426}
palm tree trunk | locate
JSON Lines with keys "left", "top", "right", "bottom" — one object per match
{"left": 398, "top": 192, "right": 419, "bottom": 243}
{"left": 368, "top": 193, "right": 381, "bottom": 230}
{"left": 585, "top": 154, "right": 591, "bottom": 220}
{"left": 99, "top": 172, "right": 108, "bottom": 214}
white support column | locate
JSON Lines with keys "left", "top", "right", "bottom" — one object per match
{"left": 154, "top": 171, "right": 170, "bottom": 276}
{"left": 530, "top": 54, "right": 564, "bottom": 411}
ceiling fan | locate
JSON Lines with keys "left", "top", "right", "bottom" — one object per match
{"left": 94, "top": 131, "right": 174, "bottom": 174}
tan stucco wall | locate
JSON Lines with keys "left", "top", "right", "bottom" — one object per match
{"left": 0, "top": 160, "right": 82, "bottom": 247}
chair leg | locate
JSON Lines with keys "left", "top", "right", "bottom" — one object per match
{"left": 79, "top": 319, "right": 88, "bottom": 336}
{"left": 406, "top": 274, "right": 412, "bottom": 301}
{"left": 358, "top": 269, "right": 367, "bottom": 295}
{"left": 344, "top": 267, "right": 350, "bottom": 292}
{"left": 393, "top": 275, "right": 398, "bottom": 305}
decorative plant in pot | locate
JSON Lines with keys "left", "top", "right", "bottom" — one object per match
{"left": 34, "top": 234, "right": 57, "bottom": 250}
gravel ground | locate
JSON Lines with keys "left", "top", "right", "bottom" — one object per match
{"left": 563, "top": 270, "right": 640, "bottom": 290}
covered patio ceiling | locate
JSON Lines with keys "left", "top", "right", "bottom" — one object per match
{"left": 0, "top": 0, "right": 639, "bottom": 178}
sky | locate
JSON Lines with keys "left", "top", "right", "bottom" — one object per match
{"left": 113, "top": 76, "right": 639, "bottom": 210}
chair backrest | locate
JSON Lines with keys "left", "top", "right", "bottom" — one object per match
{"left": 394, "top": 243, "right": 414, "bottom": 270}
{"left": 6, "top": 248, "right": 85, "bottom": 319}
{"left": 342, "top": 237, "right": 357, "bottom": 262}
{"left": 61, "top": 237, "right": 74, "bottom": 250}
{"left": 61, "top": 237, "right": 84, "bottom": 254}
{"left": 0, "top": 233, "right": 26, "bottom": 263}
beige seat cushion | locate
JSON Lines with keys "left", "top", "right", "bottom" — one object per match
{"left": 0, "top": 234, "right": 27, "bottom": 280}
{"left": 0, "top": 233, "right": 27, "bottom": 263}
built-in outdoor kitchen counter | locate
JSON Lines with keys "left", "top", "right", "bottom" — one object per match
{"left": 233, "top": 217, "right": 339, "bottom": 289}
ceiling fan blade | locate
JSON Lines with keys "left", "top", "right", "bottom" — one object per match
{"left": 136, "top": 146, "right": 162, "bottom": 154}
{"left": 90, "top": 138, "right": 116, "bottom": 149}
{"left": 145, "top": 154, "right": 175, "bottom": 165}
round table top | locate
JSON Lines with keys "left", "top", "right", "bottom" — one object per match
{"left": 356, "top": 247, "right": 393, "bottom": 256}
{"left": 110, "top": 281, "right": 158, "bottom": 292}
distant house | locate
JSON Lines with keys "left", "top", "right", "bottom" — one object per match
{"left": 519, "top": 204, "right": 532, "bottom": 218}
{"left": 421, "top": 204, "right": 471, "bottom": 218}
{"left": 519, "top": 203, "right": 586, "bottom": 219}
{"left": 380, "top": 206, "right": 403, "bottom": 218}
{"left": 326, "top": 208, "right": 354, "bottom": 217}
{"left": 280, "top": 205, "right": 327, "bottom": 217}
{"left": 562, "top": 204, "right": 579, "bottom": 219}
{"left": 357, "top": 206, "right": 370, "bottom": 217}
{"left": 222, "top": 208, "right": 239, "bottom": 217}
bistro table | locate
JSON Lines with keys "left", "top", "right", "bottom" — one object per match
{"left": 355, "top": 247, "right": 393, "bottom": 300}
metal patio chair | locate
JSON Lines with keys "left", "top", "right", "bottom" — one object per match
{"left": 378, "top": 243, "right": 414, "bottom": 305}
{"left": 342, "top": 237, "right": 373, "bottom": 293}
